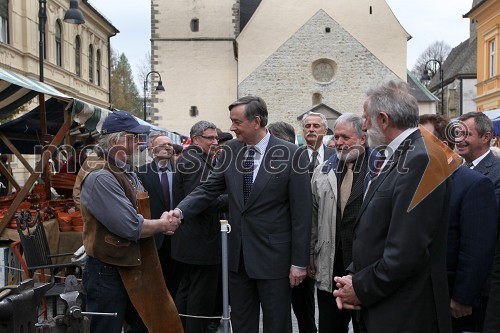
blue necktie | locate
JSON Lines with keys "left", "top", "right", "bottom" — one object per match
{"left": 243, "top": 147, "right": 255, "bottom": 203}
{"left": 160, "top": 167, "right": 171, "bottom": 210}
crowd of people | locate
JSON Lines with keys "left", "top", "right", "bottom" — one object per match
{"left": 73, "top": 79, "right": 500, "bottom": 333}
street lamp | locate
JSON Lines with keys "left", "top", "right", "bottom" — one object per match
{"left": 421, "top": 59, "right": 444, "bottom": 115}
{"left": 143, "top": 71, "right": 165, "bottom": 121}
{"left": 39, "top": 0, "right": 85, "bottom": 82}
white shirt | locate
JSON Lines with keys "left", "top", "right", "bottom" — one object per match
{"left": 380, "top": 127, "right": 419, "bottom": 171}
{"left": 245, "top": 131, "right": 271, "bottom": 182}
{"left": 306, "top": 145, "right": 326, "bottom": 164}
{"left": 467, "top": 149, "right": 491, "bottom": 169}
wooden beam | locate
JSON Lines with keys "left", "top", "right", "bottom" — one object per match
{"left": 0, "top": 161, "right": 20, "bottom": 192}
{"left": 0, "top": 113, "right": 73, "bottom": 233}
{"left": 0, "top": 133, "right": 36, "bottom": 175}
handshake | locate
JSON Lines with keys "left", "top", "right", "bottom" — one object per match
{"left": 159, "top": 208, "right": 182, "bottom": 235}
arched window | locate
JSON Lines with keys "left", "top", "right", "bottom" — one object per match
{"left": 75, "top": 36, "right": 81, "bottom": 77}
{"left": 89, "top": 45, "right": 94, "bottom": 83}
{"left": 0, "top": 0, "right": 9, "bottom": 44}
{"left": 96, "top": 49, "right": 101, "bottom": 86}
{"left": 55, "top": 20, "right": 62, "bottom": 66}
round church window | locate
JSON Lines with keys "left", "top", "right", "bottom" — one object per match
{"left": 312, "top": 59, "right": 337, "bottom": 83}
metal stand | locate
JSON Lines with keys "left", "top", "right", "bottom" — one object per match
{"left": 220, "top": 219, "right": 231, "bottom": 333}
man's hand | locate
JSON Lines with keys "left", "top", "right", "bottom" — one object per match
{"left": 307, "top": 256, "right": 316, "bottom": 279}
{"left": 159, "top": 211, "right": 181, "bottom": 235}
{"left": 289, "top": 266, "right": 307, "bottom": 288}
{"left": 332, "top": 275, "right": 362, "bottom": 310}
{"left": 450, "top": 298, "right": 472, "bottom": 318}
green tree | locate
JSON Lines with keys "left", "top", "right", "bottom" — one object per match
{"left": 110, "top": 50, "right": 143, "bottom": 118}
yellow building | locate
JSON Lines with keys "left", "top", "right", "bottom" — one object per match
{"left": 465, "top": 0, "right": 500, "bottom": 111}
{"left": 0, "top": 0, "right": 118, "bottom": 108}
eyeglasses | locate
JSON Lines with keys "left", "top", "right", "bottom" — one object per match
{"left": 199, "top": 135, "right": 219, "bottom": 141}
{"left": 124, "top": 133, "right": 148, "bottom": 142}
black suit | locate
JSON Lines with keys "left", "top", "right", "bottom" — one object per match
{"left": 447, "top": 166, "right": 498, "bottom": 332}
{"left": 137, "top": 161, "right": 179, "bottom": 295}
{"left": 171, "top": 145, "right": 227, "bottom": 333}
{"left": 350, "top": 130, "right": 452, "bottom": 332}
{"left": 293, "top": 145, "right": 334, "bottom": 333}
{"left": 473, "top": 150, "right": 500, "bottom": 204}
{"left": 484, "top": 237, "right": 500, "bottom": 332}
{"left": 177, "top": 135, "right": 312, "bottom": 333}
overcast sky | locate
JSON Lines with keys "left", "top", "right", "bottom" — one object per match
{"left": 88, "top": 0, "right": 474, "bottom": 89}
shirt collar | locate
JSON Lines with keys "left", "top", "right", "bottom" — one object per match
{"left": 384, "top": 127, "right": 419, "bottom": 161}
{"left": 469, "top": 149, "right": 491, "bottom": 167}
{"left": 250, "top": 131, "right": 271, "bottom": 155}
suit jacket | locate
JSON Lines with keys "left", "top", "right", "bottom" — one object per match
{"left": 484, "top": 237, "right": 500, "bottom": 333}
{"left": 137, "top": 161, "right": 175, "bottom": 249}
{"left": 447, "top": 166, "right": 498, "bottom": 306}
{"left": 300, "top": 144, "right": 335, "bottom": 175}
{"left": 171, "top": 145, "right": 227, "bottom": 265}
{"left": 350, "top": 130, "right": 452, "bottom": 333}
{"left": 474, "top": 150, "right": 500, "bottom": 204}
{"left": 177, "top": 135, "right": 312, "bottom": 279}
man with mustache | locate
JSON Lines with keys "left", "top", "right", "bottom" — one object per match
{"left": 333, "top": 80, "right": 452, "bottom": 333}
{"left": 296, "top": 111, "right": 335, "bottom": 333}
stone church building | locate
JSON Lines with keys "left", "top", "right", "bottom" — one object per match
{"left": 150, "top": 0, "right": 410, "bottom": 137}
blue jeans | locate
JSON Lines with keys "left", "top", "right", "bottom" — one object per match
{"left": 83, "top": 256, "right": 129, "bottom": 333}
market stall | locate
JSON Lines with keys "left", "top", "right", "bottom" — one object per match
{"left": 0, "top": 67, "right": 181, "bottom": 235}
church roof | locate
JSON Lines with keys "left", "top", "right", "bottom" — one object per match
{"left": 428, "top": 38, "right": 477, "bottom": 92}
{"left": 407, "top": 71, "right": 438, "bottom": 102}
{"left": 240, "top": 0, "right": 262, "bottom": 32}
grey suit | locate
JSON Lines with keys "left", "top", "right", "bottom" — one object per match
{"left": 177, "top": 135, "right": 312, "bottom": 333}
{"left": 473, "top": 150, "right": 500, "bottom": 204}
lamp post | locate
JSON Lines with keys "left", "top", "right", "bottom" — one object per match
{"left": 38, "top": 0, "right": 85, "bottom": 82}
{"left": 143, "top": 71, "right": 165, "bottom": 121}
{"left": 421, "top": 59, "right": 444, "bottom": 115}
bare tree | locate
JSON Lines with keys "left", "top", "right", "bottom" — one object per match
{"left": 411, "top": 41, "right": 452, "bottom": 84}
{"left": 137, "top": 51, "right": 152, "bottom": 88}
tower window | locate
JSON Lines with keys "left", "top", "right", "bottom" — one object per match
{"left": 190, "top": 106, "right": 199, "bottom": 117}
{"left": 191, "top": 18, "right": 199, "bottom": 32}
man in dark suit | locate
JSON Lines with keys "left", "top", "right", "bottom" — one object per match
{"left": 456, "top": 111, "right": 500, "bottom": 203}
{"left": 171, "top": 120, "right": 228, "bottom": 333}
{"left": 334, "top": 80, "right": 452, "bottom": 333}
{"left": 173, "top": 96, "right": 312, "bottom": 333}
{"left": 420, "top": 114, "right": 498, "bottom": 332}
{"left": 485, "top": 238, "right": 500, "bottom": 332}
{"left": 137, "top": 135, "right": 180, "bottom": 297}
{"left": 310, "top": 113, "right": 373, "bottom": 333}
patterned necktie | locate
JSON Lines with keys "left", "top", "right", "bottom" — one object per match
{"left": 340, "top": 162, "right": 354, "bottom": 217}
{"left": 160, "top": 167, "right": 171, "bottom": 210}
{"left": 308, "top": 151, "right": 319, "bottom": 176}
{"left": 465, "top": 161, "right": 474, "bottom": 168}
{"left": 243, "top": 147, "right": 255, "bottom": 203}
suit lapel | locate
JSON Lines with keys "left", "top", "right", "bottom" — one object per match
{"left": 356, "top": 132, "right": 420, "bottom": 223}
{"left": 243, "top": 137, "right": 278, "bottom": 208}
{"left": 232, "top": 142, "right": 246, "bottom": 210}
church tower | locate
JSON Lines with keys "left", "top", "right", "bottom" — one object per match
{"left": 151, "top": 0, "right": 239, "bottom": 134}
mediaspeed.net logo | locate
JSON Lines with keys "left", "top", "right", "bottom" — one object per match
{"left": 407, "top": 124, "right": 462, "bottom": 211}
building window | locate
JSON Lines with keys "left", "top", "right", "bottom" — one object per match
{"left": 489, "top": 39, "right": 496, "bottom": 79}
{"left": 312, "top": 93, "right": 322, "bottom": 105}
{"left": 190, "top": 106, "right": 199, "bottom": 117}
{"left": 89, "top": 45, "right": 94, "bottom": 83}
{"left": 55, "top": 20, "right": 62, "bottom": 67}
{"left": 96, "top": 49, "right": 101, "bottom": 86}
{"left": 0, "top": 0, "right": 8, "bottom": 44}
{"left": 191, "top": 18, "right": 199, "bottom": 32}
{"left": 75, "top": 36, "right": 81, "bottom": 77}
